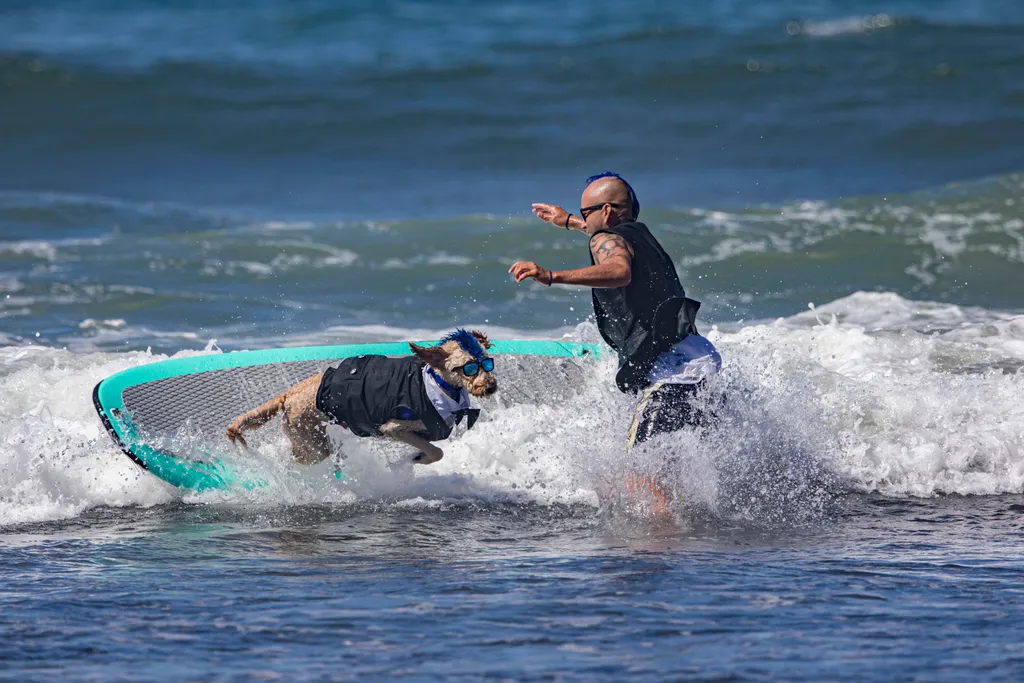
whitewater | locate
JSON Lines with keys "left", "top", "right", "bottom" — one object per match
{"left": 3, "top": 291, "right": 1021, "bottom": 528}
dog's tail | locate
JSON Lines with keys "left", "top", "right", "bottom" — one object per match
{"left": 225, "top": 393, "right": 287, "bottom": 449}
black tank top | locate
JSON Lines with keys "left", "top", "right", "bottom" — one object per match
{"left": 589, "top": 221, "right": 701, "bottom": 392}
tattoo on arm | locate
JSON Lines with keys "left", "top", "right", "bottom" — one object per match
{"left": 590, "top": 234, "right": 633, "bottom": 266}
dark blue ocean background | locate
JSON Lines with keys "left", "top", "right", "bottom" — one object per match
{"left": 2, "top": 1, "right": 1024, "bottom": 680}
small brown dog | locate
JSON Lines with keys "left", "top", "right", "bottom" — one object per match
{"left": 225, "top": 330, "right": 497, "bottom": 466}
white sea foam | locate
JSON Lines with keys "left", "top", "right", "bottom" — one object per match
{"left": 0, "top": 241, "right": 59, "bottom": 261}
{"left": 1, "top": 292, "right": 1022, "bottom": 528}
{"left": 380, "top": 252, "right": 474, "bottom": 269}
{"left": 682, "top": 237, "right": 770, "bottom": 267}
{"left": 78, "top": 318, "right": 128, "bottom": 331}
{"left": 787, "top": 14, "right": 894, "bottom": 38}
{"left": 260, "top": 240, "right": 361, "bottom": 268}
{"left": 0, "top": 347, "right": 177, "bottom": 527}
{"left": 0, "top": 237, "right": 110, "bottom": 262}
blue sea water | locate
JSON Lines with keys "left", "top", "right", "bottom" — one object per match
{"left": 2, "top": 1, "right": 1024, "bottom": 680}
{"left": 4, "top": 498, "right": 1024, "bottom": 681}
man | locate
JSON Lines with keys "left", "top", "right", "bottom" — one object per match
{"left": 509, "top": 172, "right": 721, "bottom": 452}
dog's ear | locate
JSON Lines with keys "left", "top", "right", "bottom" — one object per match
{"left": 471, "top": 330, "right": 492, "bottom": 351}
{"left": 409, "top": 341, "right": 449, "bottom": 368}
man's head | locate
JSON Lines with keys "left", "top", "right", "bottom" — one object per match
{"left": 579, "top": 171, "right": 639, "bottom": 234}
{"left": 410, "top": 329, "right": 497, "bottom": 397}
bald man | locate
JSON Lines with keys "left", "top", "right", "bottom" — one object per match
{"left": 510, "top": 172, "right": 721, "bottom": 451}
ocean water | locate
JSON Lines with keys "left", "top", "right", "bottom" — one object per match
{"left": 2, "top": 1, "right": 1024, "bottom": 680}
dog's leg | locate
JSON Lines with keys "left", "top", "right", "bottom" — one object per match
{"left": 226, "top": 394, "right": 287, "bottom": 448}
{"left": 280, "top": 374, "right": 333, "bottom": 465}
{"left": 282, "top": 413, "right": 332, "bottom": 465}
{"left": 226, "top": 373, "right": 324, "bottom": 448}
{"left": 379, "top": 419, "right": 444, "bottom": 465}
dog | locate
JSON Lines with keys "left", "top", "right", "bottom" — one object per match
{"left": 225, "top": 330, "right": 497, "bottom": 466}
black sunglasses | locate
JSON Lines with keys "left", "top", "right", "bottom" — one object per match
{"left": 579, "top": 202, "right": 624, "bottom": 219}
{"left": 455, "top": 358, "right": 494, "bottom": 377}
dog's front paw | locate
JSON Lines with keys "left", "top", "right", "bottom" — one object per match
{"left": 225, "top": 426, "right": 248, "bottom": 450}
{"left": 412, "top": 450, "right": 443, "bottom": 465}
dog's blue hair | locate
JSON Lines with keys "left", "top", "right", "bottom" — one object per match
{"left": 441, "top": 328, "right": 486, "bottom": 359}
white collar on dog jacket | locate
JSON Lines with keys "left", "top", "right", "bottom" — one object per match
{"left": 422, "top": 365, "right": 471, "bottom": 426}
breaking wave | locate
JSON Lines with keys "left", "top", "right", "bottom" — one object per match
{"left": 3, "top": 293, "right": 1021, "bottom": 528}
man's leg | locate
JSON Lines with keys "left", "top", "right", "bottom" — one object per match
{"left": 624, "top": 381, "right": 704, "bottom": 513}
{"left": 627, "top": 382, "right": 702, "bottom": 455}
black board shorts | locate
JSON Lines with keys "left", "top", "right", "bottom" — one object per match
{"left": 627, "top": 381, "right": 714, "bottom": 453}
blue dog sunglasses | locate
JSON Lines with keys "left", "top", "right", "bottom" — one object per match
{"left": 455, "top": 358, "right": 494, "bottom": 377}
{"left": 585, "top": 171, "right": 640, "bottom": 219}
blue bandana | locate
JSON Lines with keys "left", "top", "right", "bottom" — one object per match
{"left": 585, "top": 171, "right": 639, "bottom": 219}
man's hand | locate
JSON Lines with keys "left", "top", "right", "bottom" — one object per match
{"left": 532, "top": 203, "right": 572, "bottom": 229}
{"left": 509, "top": 261, "right": 552, "bottom": 285}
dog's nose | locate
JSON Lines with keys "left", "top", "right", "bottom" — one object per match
{"left": 485, "top": 383, "right": 498, "bottom": 395}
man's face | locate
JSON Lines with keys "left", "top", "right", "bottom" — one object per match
{"left": 579, "top": 190, "right": 610, "bottom": 234}
{"left": 579, "top": 178, "right": 630, "bottom": 233}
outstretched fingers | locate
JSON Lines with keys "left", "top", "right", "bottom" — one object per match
{"left": 508, "top": 260, "right": 545, "bottom": 283}
{"left": 532, "top": 202, "right": 568, "bottom": 226}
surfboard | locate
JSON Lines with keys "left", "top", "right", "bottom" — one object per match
{"left": 93, "top": 339, "right": 600, "bottom": 491}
